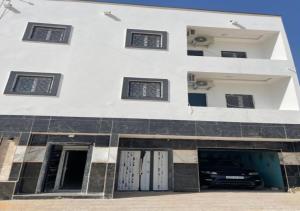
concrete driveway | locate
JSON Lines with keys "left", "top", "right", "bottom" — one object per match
{"left": 1, "top": 191, "right": 300, "bottom": 211}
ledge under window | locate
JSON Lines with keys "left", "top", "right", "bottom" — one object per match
{"left": 122, "top": 77, "right": 168, "bottom": 101}
{"left": 4, "top": 71, "right": 62, "bottom": 96}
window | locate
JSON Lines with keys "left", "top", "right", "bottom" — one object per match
{"left": 4, "top": 71, "right": 61, "bottom": 96}
{"left": 221, "top": 51, "right": 247, "bottom": 58}
{"left": 122, "top": 77, "right": 168, "bottom": 101}
{"left": 126, "top": 29, "right": 167, "bottom": 49}
{"left": 129, "top": 81, "right": 161, "bottom": 98}
{"left": 187, "top": 50, "right": 204, "bottom": 56}
{"left": 23, "top": 22, "right": 72, "bottom": 43}
{"left": 226, "top": 94, "right": 254, "bottom": 109}
{"left": 188, "top": 93, "right": 207, "bottom": 107}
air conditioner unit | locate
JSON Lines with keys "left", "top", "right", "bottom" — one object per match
{"left": 187, "top": 29, "right": 214, "bottom": 47}
{"left": 189, "top": 80, "right": 214, "bottom": 90}
{"left": 195, "top": 80, "right": 214, "bottom": 90}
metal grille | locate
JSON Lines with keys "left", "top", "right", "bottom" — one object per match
{"left": 14, "top": 76, "right": 53, "bottom": 94}
{"left": 129, "top": 81, "right": 162, "bottom": 98}
{"left": 131, "top": 33, "right": 162, "bottom": 48}
{"left": 31, "top": 26, "right": 65, "bottom": 42}
{"left": 221, "top": 51, "right": 247, "bottom": 58}
{"left": 215, "top": 180, "right": 253, "bottom": 186}
{"left": 226, "top": 94, "right": 254, "bottom": 109}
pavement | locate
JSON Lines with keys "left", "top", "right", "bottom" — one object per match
{"left": 1, "top": 191, "right": 300, "bottom": 211}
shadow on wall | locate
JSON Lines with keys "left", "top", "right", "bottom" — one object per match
{"left": 270, "top": 77, "right": 299, "bottom": 110}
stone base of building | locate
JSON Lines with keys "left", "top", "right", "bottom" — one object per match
{"left": 0, "top": 115, "right": 300, "bottom": 200}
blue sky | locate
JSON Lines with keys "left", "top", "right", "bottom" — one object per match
{"left": 99, "top": 0, "right": 300, "bottom": 78}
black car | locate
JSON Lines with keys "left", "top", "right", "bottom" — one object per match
{"left": 200, "top": 160, "right": 264, "bottom": 189}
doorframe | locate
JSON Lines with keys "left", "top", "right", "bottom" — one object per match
{"left": 115, "top": 148, "right": 173, "bottom": 192}
{"left": 36, "top": 142, "right": 93, "bottom": 193}
{"left": 53, "top": 145, "right": 90, "bottom": 192}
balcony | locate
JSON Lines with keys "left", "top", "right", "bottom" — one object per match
{"left": 187, "top": 72, "right": 299, "bottom": 111}
{"left": 184, "top": 26, "right": 293, "bottom": 77}
{"left": 186, "top": 26, "right": 288, "bottom": 60}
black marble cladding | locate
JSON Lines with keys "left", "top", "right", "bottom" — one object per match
{"left": 285, "top": 165, "right": 300, "bottom": 177}
{"left": 287, "top": 176, "right": 300, "bottom": 188}
{"left": 0, "top": 115, "right": 300, "bottom": 140}
{"left": 284, "top": 165, "right": 300, "bottom": 188}
{"left": 17, "top": 163, "right": 42, "bottom": 194}
{"left": 88, "top": 163, "right": 106, "bottom": 193}
{"left": 29, "top": 134, "right": 110, "bottom": 147}
{"left": 1, "top": 115, "right": 300, "bottom": 198}
{"left": 173, "top": 164, "right": 199, "bottom": 192}
{"left": 120, "top": 138, "right": 296, "bottom": 152}
{"left": 104, "top": 163, "right": 116, "bottom": 199}
{"left": 9, "top": 163, "right": 22, "bottom": 181}
{"left": 150, "top": 120, "right": 196, "bottom": 136}
{"left": 294, "top": 142, "right": 300, "bottom": 152}
{"left": 103, "top": 134, "right": 120, "bottom": 198}
{"left": 19, "top": 133, "right": 31, "bottom": 146}
{"left": 0, "top": 182, "right": 15, "bottom": 200}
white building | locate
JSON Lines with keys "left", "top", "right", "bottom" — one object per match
{"left": 0, "top": 0, "right": 299, "bottom": 200}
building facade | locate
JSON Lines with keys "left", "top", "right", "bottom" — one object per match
{"left": 0, "top": 0, "right": 300, "bottom": 200}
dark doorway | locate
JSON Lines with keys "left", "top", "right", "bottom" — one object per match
{"left": 60, "top": 150, "right": 87, "bottom": 190}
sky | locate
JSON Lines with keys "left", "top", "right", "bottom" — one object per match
{"left": 99, "top": 0, "right": 300, "bottom": 78}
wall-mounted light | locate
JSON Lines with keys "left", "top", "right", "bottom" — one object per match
{"left": 103, "top": 10, "right": 121, "bottom": 21}
{"left": 104, "top": 11, "right": 112, "bottom": 16}
{"left": 230, "top": 20, "right": 246, "bottom": 29}
{"left": 4, "top": 0, "right": 13, "bottom": 8}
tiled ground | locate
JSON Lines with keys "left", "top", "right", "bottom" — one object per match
{"left": 1, "top": 191, "right": 300, "bottom": 211}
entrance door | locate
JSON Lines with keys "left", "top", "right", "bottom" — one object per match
{"left": 118, "top": 150, "right": 169, "bottom": 191}
{"left": 153, "top": 151, "right": 168, "bottom": 191}
{"left": 60, "top": 150, "right": 87, "bottom": 190}
{"left": 54, "top": 147, "right": 89, "bottom": 191}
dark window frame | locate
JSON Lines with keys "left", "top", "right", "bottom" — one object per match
{"left": 188, "top": 93, "right": 207, "bottom": 107}
{"left": 221, "top": 51, "right": 247, "bottom": 58}
{"left": 225, "top": 94, "right": 255, "bottom": 109}
{"left": 4, "top": 71, "right": 61, "bottom": 96}
{"left": 187, "top": 50, "right": 204, "bottom": 56}
{"left": 122, "top": 77, "right": 169, "bottom": 101}
{"left": 125, "top": 29, "right": 168, "bottom": 50}
{"left": 22, "top": 22, "right": 72, "bottom": 44}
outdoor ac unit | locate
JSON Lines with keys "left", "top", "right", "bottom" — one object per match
{"left": 194, "top": 80, "right": 214, "bottom": 90}
{"left": 187, "top": 29, "right": 214, "bottom": 47}
{"left": 189, "top": 80, "right": 214, "bottom": 90}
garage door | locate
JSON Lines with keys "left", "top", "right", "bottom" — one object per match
{"left": 198, "top": 149, "right": 285, "bottom": 191}
{"left": 118, "top": 150, "right": 169, "bottom": 191}
{"left": 117, "top": 151, "right": 141, "bottom": 191}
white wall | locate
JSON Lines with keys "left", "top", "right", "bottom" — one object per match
{"left": 188, "top": 40, "right": 268, "bottom": 59}
{"left": 0, "top": 0, "right": 299, "bottom": 124}
{"left": 187, "top": 35, "right": 287, "bottom": 60}
{"left": 188, "top": 77, "right": 299, "bottom": 110}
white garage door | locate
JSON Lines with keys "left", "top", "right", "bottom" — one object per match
{"left": 153, "top": 151, "right": 168, "bottom": 191}
{"left": 118, "top": 150, "right": 168, "bottom": 191}
{"left": 117, "top": 151, "right": 141, "bottom": 191}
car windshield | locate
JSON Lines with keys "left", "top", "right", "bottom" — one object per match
{"left": 201, "top": 160, "right": 241, "bottom": 168}
{"left": 214, "top": 161, "right": 241, "bottom": 168}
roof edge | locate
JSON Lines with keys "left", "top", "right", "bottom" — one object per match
{"left": 50, "top": 0, "right": 282, "bottom": 18}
